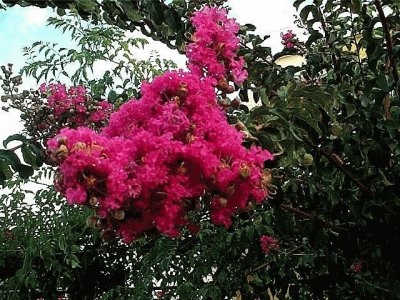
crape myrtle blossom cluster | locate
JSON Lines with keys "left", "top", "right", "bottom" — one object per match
{"left": 260, "top": 235, "right": 279, "bottom": 256}
{"left": 39, "top": 83, "right": 113, "bottom": 130}
{"left": 280, "top": 30, "right": 297, "bottom": 49}
{"left": 186, "top": 7, "right": 247, "bottom": 91}
{"left": 47, "top": 6, "right": 273, "bottom": 243}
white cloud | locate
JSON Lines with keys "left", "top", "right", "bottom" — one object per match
{"left": 21, "top": 7, "right": 49, "bottom": 27}
{"left": 227, "top": 0, "right": 301, "bottom": 53}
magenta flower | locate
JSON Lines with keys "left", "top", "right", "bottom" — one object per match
{"left": 281, "top": 30, "right": 298, "bottom": 49}
{"left": 39, "top": 83, "right": 113, "bottom": 130}
{"left": 186, "top": 7, "right": 247, "bottom": 86}
{"left": 260, "top": 235, "right": 279, "bottom": 255}
{"left": 46, "top": 6, "right": 273, "bottom": 243}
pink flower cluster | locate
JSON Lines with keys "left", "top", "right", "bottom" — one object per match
{"left": 260, "top": 235, "right": 279, "bottom": 255}
{"left": 49, "top": 71, "right": 273, "bottom": 242}
{"left": 281, "top": 30, "right": 297, "bottom": 49}
{"left": 39, "top": 83, "right": 113, "bottom": 128}
{"left": 47, "top": 6, "right": 273, "bottom": 243}
{"left": 350, "top": 261, "right": 363, "bottom": 273}
{"left": 186, "top": 7, "right": 247, "bottom": 89}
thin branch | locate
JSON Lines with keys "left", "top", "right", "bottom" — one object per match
{"left": 279, "top": 203, "right": 347, "bottom": 231}
{"left": 303, "top": 139, "right": 374, "bottom": 196}
{"left": 250, "top": 261, "right": 270, "bottom": 273}
{"left": 374, "top": 0, "right": 399, "bottom": 86}
{"left": 318, "top": 147, "right": 375, "bottom": 197}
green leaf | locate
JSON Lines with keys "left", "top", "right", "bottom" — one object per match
{"left": 21, "top": 145, "right": 36, "bottom": 167}
{"left": 124, "top": 5, "right": 142, "bottom": 22}
{"left": 148, "top": 1, "right": 164, "bottom": 25}
{"left": 0, "top": 159, "right": 13, "bottom": 179}
{"left": 56, "top": 8, "right": 66, "bottom": 16}
{"left": 108, "top": 90, "right": 119, "bottom": 103}
{"left": 165, "top": 9, "right": 182, "bottom": 31}
{"left": 177, "top": 282, "right": 195, "bottom": 297}
{"left": 294, "top": 0, "right": 306, "bottom": 9}
{"left": 0, "top": 149, "right": 22, "bottom": 169}
{"left": 376, "top": 74, "right": 390, "bottom": 92}
{"left": 3, "top": 134, "right": 27, "bottom": 148}
{"left": 77, "top": 0, "right": 96, "bottom": 12}
{"left": 306, "top": 29, "right": 324, "bottom": 48}
{"left": 13, "top": 164, "right": 34, "bottom": 179}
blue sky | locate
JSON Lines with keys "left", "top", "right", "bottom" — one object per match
{"left": 0, "top": 7, "right": 69, "bottom": 70}
{"left": 0, "top": 1, "right": 298, "bottom": 140}
{"left": 0, "top": 1, "right": 298, "bottom": 68}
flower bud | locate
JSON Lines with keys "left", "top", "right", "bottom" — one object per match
{"left": 216, "top": 197, "right": 228, "bottom": 207}
{"left": 88, "top": 196, "right": 98, "bottom": 206}
{"left": 215, "top": 43, "right": 225, "bottom": 55}
{"left": 112, "top": 210, "right": 125, "bottom": 220}
{"left": 239, "top": 164, "right": 251, "bottom": 179}
{"left": 235, "top": 121, "right": 247, "bottom": 131}
{"left": 218, "top": 99, "right": 230, "bottom": 108}
{"left": 57, "top": 136, "right": 68, "bottom": 145}
{"left": 241, "top": 130, "right": 251, "bottom": 139}
{"left": 225, "top": 85, "right": 235, "bottom": 94}
{"left": 96, "top": 218, "right": 108, "bottom": 229}
{"left": 302, "top": 153, "right": 314, "bottom": 166}
{"left": 100, "top": 229, "right": 116, "bottom": 242}
{"left": 86, "top": 216, "right": 97, "bottom": 227}
{"left": 171, "top": 96, "right": 181, "bottom": 106}
{"left": 246, "top": 201, "right": 253, "bottom": 211}
{"left": 56, "top": 145, "right": 69, "bottom": 160}
{"left": 231, "top": 98, "right": 240, "bottom": 109}
{"left": 217, "top": 78, "right": 229, "bottom": 90}
{"left": 186, "top": 134, "right": 195, "bottom": 143}
{"left": 261, "top": 170, "right": 272, "bottom": 188}
{"left": 177, "top": 82, "right": 188, "bottom": 98}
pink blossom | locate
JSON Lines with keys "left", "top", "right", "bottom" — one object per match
{"left": 40, "top": 83, "right": 113, "bottom": 131}
{"left": 350, "top": 261, "right": 363, "bottom": 273}
{"left": 260, "top": 235, "right": 279, "bottom": 255}
{"left": 46, "top": 6, "right": 274, "bottom": 243}
{"left": 187, "top": 7, "right": 247, "bottom": 85}
{"left": 281, "top": 30, "right": 298, "bottom": 49}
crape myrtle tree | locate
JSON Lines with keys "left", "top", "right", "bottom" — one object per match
{"left": 0, "top": 0, "right": 400, "bottom": 299}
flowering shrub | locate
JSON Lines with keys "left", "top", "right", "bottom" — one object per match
{"left": 260, "top": 235, "right": 279, "bottom": 255}
{"left": 47, "top": 6, "right": 273, "bottom": 243}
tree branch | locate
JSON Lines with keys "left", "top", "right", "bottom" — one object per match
{"left": 374, "top": 0, "right": 399, "bottom": 95}
{"left": 279, "top": 203, "right": 347, "bottom": 231}
{"left": 318, "top": 147, "right": 375, "bottom": 197}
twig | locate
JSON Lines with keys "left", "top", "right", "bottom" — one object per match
{"left": 374, "top": 0, "right": 399, "bottom": 118}
{"left": 318, "top": 147, "right": 375, "bottom": 197}
{"left": 279, "top": 203, "right": 347, "bottom": 231}
{"left": 374, "top": 0, "right": 399, "bottom": 90}
{"left": 250, "top": 261, "right": 270, "bottom": 273}
{"left": 249, "top": 246, "right": 304, "bottom": 273}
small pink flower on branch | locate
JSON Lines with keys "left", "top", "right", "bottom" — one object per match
{"left": 260, "top": 235, "right": 279, "bottom": 255}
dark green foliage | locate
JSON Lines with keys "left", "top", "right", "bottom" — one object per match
{"left": 1, "top": 0, "right": 400, "bottom": 299}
